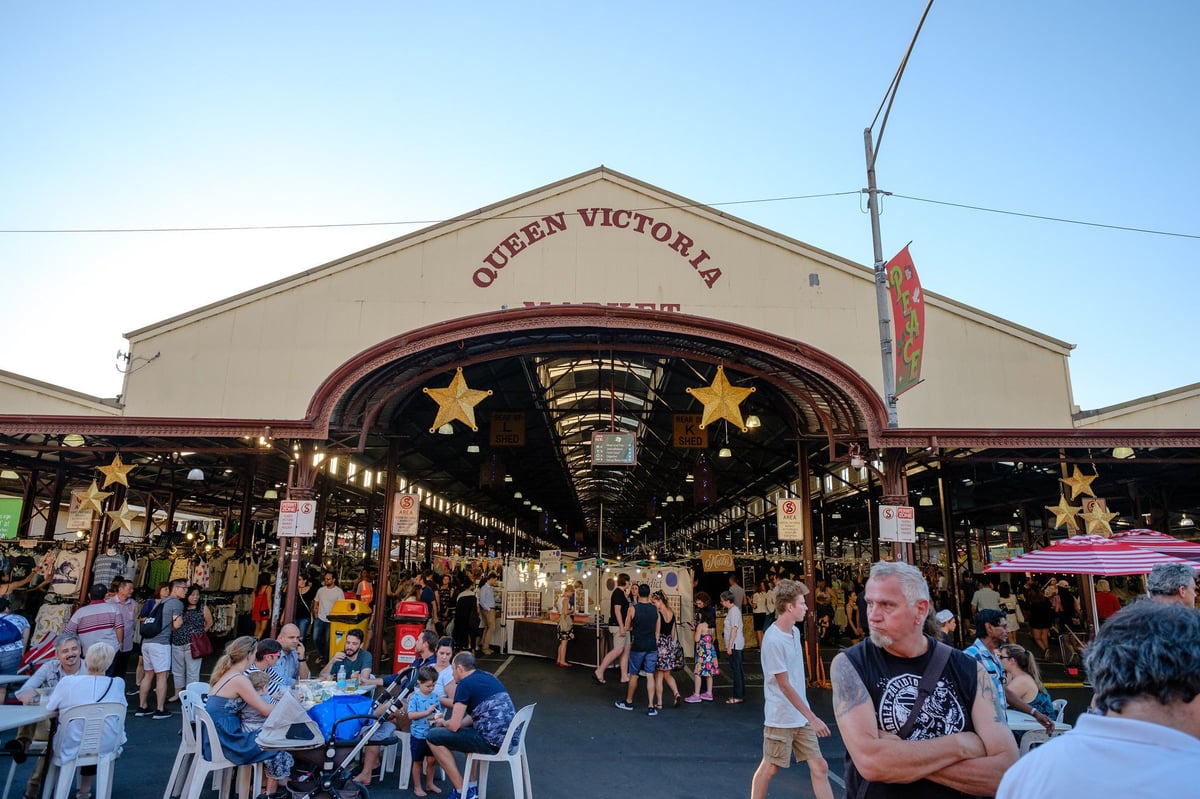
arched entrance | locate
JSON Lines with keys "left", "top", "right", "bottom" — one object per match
{"left": 306, "top": 306, "right": 893, "bottom": 556}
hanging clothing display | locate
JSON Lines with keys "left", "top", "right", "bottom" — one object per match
{"left": 50, "top": 550, "right": 86, "bottom": 595}
{"left": 91, "top": 552, "right": 125, "bottom": 587}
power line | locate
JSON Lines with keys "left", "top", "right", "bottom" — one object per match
{"left": 0, "top": 188, "right": 1197, "bottom": 240}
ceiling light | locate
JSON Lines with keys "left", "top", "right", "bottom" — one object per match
{"left": 831, "top": 511, "right": 842, "bottom": 519}
{"left": 850, "top": 454, "right": 865, "bottom": 470}
{"left": 0, "top": 470, "right": 18, "bottom": 480}
{"left": 466, "top": 444, "right": 480, "bottom": 453}
{"left": 62, "top": 434, "right": 85, "bottom": 447}
{"left": 718, "top": 447, "right": 732, "bottom": 458}
{"left": 674, "top": 495, "right": 683, "bottom": 503}
{"left": 186, "top": 468, "right": 205, "bottom": 481}
{"left": 1112, "top": 447, "right": 1135, "bottom": 460}
{"left": 263, "top": 489, "right": 278, "bottom": 500}
{"left": 1181, "top": 514, "right": 1195, "bottom": 528}
{"left": 504, "top": 475, "right": 513, "bottom": 482}
{"left": 745, "top": 415, "right": 761, "bottom": 429}
{"left": 513, "top": 491, "right": 523, "bottom": 499}
{"left": 685, "top": 473, "right": 694, "bottom": 482}
{"left": 437, "top": 423, "right": 454, "bottom": 435}
{"left": 919, "top": 496, "right": 934, "bottom": 507}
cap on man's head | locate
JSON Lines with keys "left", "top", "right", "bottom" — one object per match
{"left": 935, "top": 609, "right": 954, "bottom": 624}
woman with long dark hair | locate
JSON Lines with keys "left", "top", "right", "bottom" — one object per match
{"left": 169, "top": 584, "right": 211, "bottom": 701}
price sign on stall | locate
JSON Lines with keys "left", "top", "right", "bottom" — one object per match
{"left": 278, "top": 500, "right": 317, "bottom": 537}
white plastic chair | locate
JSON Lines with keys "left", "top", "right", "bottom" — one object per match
{"left": 162, "top": 689, "right": 204, "bottom": 799}
{"left": 185, "top": 683, "right": 210, "bottom": 703}
{"left": 1018, "top": 729, "right": 1051, "bottom": 756}
{"left": 180, "top": 705, "right": 262, "bottom": 799}
{"left": 41, "top": 702, "right": 125, "bottom": 799}
{"left": 1051, "top": 698, "right": 1067, "bottom": 723}
{"left": 461, "top": 703, "right": 535, "bottom": 799}
{"left": 387, "top": 730, "right": 445, "bottom": 789}
{"left": 3, "top": 738, "right": 47, "bottom": 799}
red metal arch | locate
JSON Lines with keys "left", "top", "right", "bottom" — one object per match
{"left": 306, "top": 306, "right": 889, "bottom": 445}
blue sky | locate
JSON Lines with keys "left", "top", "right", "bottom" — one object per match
{"left": 1, "top": 2, "right": 1195, "bottom": 413}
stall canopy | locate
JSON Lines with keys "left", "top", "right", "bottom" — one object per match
{"left": 1110, "top": 529, "right": 1200, "bottom": 556}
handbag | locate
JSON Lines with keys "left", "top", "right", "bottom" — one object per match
{"left": 671, "top": 624, "right": 686, "bottom": 671}
{"left": 190, "top": 631, "right": 213, "bottom": 658}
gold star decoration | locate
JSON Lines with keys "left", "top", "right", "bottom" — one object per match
{"left": 97, "top": 453, "right": 136, "bottom": 488}
{"left": 686, "top": 365, "right": 756, "bottom": 430}
{"left": 1079, "top": 502, "right": 1118, "bottom": 536}
{"left": 106, "top": 500, "right": 138, "bottom": 533}
{"left": 1045, "top": 495, "right": 1080, "bottom": 533}
{"left": 1060, "top": 466, "right": 1098, "bottom": 500}
{"left": 76, "top": 480, "right": 113, "bottom": 514}
{"left": 423, "top": 368, "right": 492, "bottom": 432}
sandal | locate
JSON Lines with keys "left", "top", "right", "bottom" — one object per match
{"left": 655, "top": 703, "right": 663, "bottom": 710}
{"left": 673, "top": 693, "right": 681, "bottom": 708}
{"left": 725, "top": 697, "right": 744, "bottom": 704}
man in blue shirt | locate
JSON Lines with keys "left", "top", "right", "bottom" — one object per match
{"left": 427, "top": 651, "right": 516, "bottom": 799}
{"left": 477, "top": 573, "right": 498, "bottom": 655}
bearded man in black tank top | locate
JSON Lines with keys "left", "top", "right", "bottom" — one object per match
{"left": 831, "top": 561, "right": 1017, "bottom": 798}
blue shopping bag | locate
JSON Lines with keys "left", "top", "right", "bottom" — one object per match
{"left": 307, "top": 694, "right": 374, "bottom": 741}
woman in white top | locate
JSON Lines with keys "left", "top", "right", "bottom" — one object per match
{"left": 46, "top": 642, "right": 126, "bottom": 799}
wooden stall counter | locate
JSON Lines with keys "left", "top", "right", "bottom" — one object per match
{"left": 508, "top": 617, "right": 611, "bottom": 668}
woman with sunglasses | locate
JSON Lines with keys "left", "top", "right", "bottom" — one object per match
{"left": 999, "top": 644, "right": 1056, "bottom": 718}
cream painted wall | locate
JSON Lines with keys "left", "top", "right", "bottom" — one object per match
{"left": 0, "top": 371, "right": 120, "bottom": 416}
{"left": 121, "top": 170, "right": 1075, "bottom": 428}
{"left": 1075, "top": 383, "right": 1200, "bottom": 429}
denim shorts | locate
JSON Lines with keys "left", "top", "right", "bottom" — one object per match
{"left": 627, "top": 649, "right": 658, "bottom": 676}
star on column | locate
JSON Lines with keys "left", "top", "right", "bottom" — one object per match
{"left": 97, "top": 453, "right": 136, "bottom": 488}
{"left": 1060, "top": 466, "right": 1098, "bottom": 500}
{"left": 106, "top": 500, "right": 139, "bottom": 533}
{"left": 423, "top": 368, "right": 492, "bottom": 432}
{"left": 77, "top": 480, "right": 113, "bottom": 514}
{"left": 1079, "top": 502, "right": 1118, "bottom": 536}
{"left": 686, "top": 365, "right": 756, "bottom": 430}
{"left": 1045, "top": 496, "right": 1080, "bottom": 533}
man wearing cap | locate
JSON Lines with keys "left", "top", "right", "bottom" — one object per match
{"left": 1146, "top": 563, "right": 1197, "bottom": 607}
{"left": 964, "top": 609, "right": 1055, "bottom": 734}
{"left": 935, "top": 609, "right": 956, "bottom": 644}
{"left": 997, "top": 601, "right": 1200, "bottom": 796}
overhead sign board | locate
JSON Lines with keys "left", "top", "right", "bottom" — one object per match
{"left": 0, "top": 498, "right": 21, "bottom": 540}
{"left": 591, "top": 431, "right": 637, "bottom": 466}
{"left": 392, "top": 492, "right": 420, "bottom": 538}
{"left": 878, "top": 504, "right": 916, "bottom": 543}
{"left": 777, "top": 497, "right": 805, "bottom": 541}
{"left": 672, "top": 414, "right": 707, "bottom": 448}
{"left": 700, "top": 549, "right": 734, "bottom": 572}
{"left": 278, "top": 499, "right": 317, "bottom": 537}
{"left": 489, "top": 412, "right": 526, "bottom": 446}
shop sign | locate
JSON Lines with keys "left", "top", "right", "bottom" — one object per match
{"left": 886, "top": 245, "right": 925, "bottom": 397}
{"left": 591, "top": 431, "right": 637, "bottom": 466}
{"left": 701, "top": 549, "right": 734, "bottom": 572}
{"left": 878, "top": 504, "right": 916, "bottom": 543}
{"left": 278, "top": 500, "right": 316, "bottom": 537}
{"left": 673, "top": 414, "right": 707, "bottom": 448}
{"left": 489, "top": 412, "right": 526, "bottom": 446}
{"left": 66, "top": 491, "right": 94, "bottom": 531}
{"left": 392, "top": 493, "right": 420, "bottom": 538}
{"left": 989, "top": 546, "right": 1025, "bottom": 563}
{"left": 0, "top": 497, "right": 20, "bottom": 540}
{"left": 776, "top": 498, "right": 805, "bottom": 541}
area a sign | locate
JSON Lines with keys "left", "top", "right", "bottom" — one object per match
{"left": 878, "top": 505, "right": 916, "bottom": 543}
{"left": 392, "top": 492, "right": 420, "bottom": 538}
{"left": 278, "top": 500, "right": 317, "bottom": 538}
{"left": 777, "top": 498, "right": 805, "bottom": 541}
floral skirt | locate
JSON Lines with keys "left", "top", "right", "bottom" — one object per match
{"left": 656, "top": 634, "right": 681, "bottom": 671}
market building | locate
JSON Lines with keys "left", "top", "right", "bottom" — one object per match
{"left": 1, "top": 167, "right": 1197, "bottom": 663}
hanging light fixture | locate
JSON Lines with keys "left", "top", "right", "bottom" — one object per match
{"left": 437, "top": 423, "right": 454, "bottom": 435}
{"left": 62, "top": 434, "right": 85, "bottom": 447}
{"left": 745, "top": 415, "right": 761, "bottom": 429}
{"left": 466, "top": 443, "right": 481, "bottom": 454}
{"left": 186, "top": 468, "right": 205, "bottom": 481}
{"left": 263, "top": 489, "right": 278, "bottom": 500}
{"left": 1180, "top": 513, "right": 1195, "bottom": 528}
{"left": 0, "top": 470, "right": 18, "bottom": 480}
{"left": 718, "top": 447, "right": 732, "bottom": 458}
{"left": 1112, "top": 447, "right": 1135, "bottom": 459}
{"left": 919, "top": 496, "right": 934, "bottom": 507}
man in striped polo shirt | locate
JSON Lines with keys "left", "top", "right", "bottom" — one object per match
{"left": 62, "top": 584, "right": 124, "bottom": 676}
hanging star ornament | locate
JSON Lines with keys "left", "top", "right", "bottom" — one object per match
{"left": 686, "top": 365, "right": 756, "bottom": 430}
{"left": 97, "top": 453, "right": 136, "bottom": 488}
{"left": 1079, "top": 502, "right": 1118, "bottom": 536}
{"left": 1060, "top": 466, "right": 1098, "bottom": 500}
{"left": 1045, "top": 495, "right": 1080, "bottom": 533}
{"left": 77, "top": 480, "right": 113, "bottom": 514}
{"left": 106, "top": 500, "right": 138, "bottom": 533}
{"left": 423, "top": 368, "right": 492, "bottom": 432}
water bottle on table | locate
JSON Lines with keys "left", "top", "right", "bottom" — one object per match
{"left": 336, "top": 664, "right": 346, "bottom": 690}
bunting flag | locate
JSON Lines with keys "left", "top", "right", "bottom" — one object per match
{"left": 886, "top": 245, "right": 925, "bottom": 397}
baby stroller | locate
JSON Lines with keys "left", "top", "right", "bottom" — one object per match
{"left": 258, "top": 668, "right": 415, "bottom": 799}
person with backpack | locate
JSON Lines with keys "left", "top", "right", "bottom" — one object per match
{"left": 136, "top": 577, "right": 186, "bottom": 719}
{"left": 0, "top": 596, "right": 30, "bottom": 674}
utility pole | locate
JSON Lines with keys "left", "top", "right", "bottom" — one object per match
{"left": 864, "top": 0, "right": 935, "bottom": 429}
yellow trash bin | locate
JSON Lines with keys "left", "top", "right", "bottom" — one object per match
{"left": 327, "top": 599, "right": 372, "bottom": 661}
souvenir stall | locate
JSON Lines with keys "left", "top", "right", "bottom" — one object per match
{"left": 504, "top": 552, "right": 694, "bottom": 666}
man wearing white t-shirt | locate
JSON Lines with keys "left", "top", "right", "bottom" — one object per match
{"left": 313, "top": 570, "right": 345, "bottom": 661}
{"left": 750, "top": 579, "right": 833, "bottom": 799}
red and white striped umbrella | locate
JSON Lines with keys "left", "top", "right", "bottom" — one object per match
{"left": 1110, "top": 529, "right": 1200, "bottom": 555}
{"left": 985, "top": 534, "right": 1200, "bottom": 576}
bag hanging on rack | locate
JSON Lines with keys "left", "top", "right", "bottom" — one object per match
{"left": 190, "top": 631, "right": 213, "bottom": 659}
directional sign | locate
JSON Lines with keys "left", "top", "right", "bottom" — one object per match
{"left": 672, "top": 414, "right": 707, "bottom": 448}
{"left": 591, "top": 431, "right": 637, "bottom": 466}
{"left": 489, "top": 412, "right": 526, "bottom": 446}
{"left": 278, "top": 499, "right": 317, "bottom": 537}
{"left": 777, "top": 497, "right": 805, "bottom": 541}
{"left": 878, "top": 504, "right": 916, "bottom": 543}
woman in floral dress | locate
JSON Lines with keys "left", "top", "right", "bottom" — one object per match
{"left": 684, "top": 592, "right": 718, "bottom": 702}
{"left": 651, "top": 591, "right": 682, "bottom": 708}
